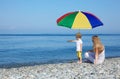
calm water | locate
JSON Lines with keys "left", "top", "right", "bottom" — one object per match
{"left": 0, "top": 34, "right": 120, "bottom": 65}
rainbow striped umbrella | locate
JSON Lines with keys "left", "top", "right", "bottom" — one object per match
{"left": 57, "top": 11, "right": 103, "bottom": 29}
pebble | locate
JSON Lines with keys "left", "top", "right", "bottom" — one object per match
{"left": 0, "top": 58, "right": 120, "bottom": 79}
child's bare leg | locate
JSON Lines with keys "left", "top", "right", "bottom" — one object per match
{"left": 78, "top": 58, "right": 82, "bottom": 64}
{"left": 80, "top": 57, "right": 82, "bottom": 63}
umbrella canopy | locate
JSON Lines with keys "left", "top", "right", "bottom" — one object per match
{"left": 57, "top": 11, "right": 103, "bottom": 29}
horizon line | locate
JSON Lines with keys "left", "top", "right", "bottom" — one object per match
{"left": 0, "top": 33, "right": 120, "bottom": 36}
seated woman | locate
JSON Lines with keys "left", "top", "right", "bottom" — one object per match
{"left": 85, "top": 35, "right": 105, "bottom": 64}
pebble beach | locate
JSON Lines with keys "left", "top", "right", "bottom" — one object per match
{"left": 0, "top": 58, "right": 120, "bottom": 79}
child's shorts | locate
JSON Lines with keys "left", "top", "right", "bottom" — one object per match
{"left": 77, "top": 51, "right": 82, "bottom": 59}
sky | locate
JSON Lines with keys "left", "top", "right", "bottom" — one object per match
{"left": 0, "top": 0, "right": 120, "bottom": 34}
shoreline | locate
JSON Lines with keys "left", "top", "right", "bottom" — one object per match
{"left": 0, "top": 57, "right": 120, "bottom": 79}
{"left": 0, "top": 56, "right": 120, "bottom": 69}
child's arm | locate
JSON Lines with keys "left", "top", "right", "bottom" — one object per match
{"left": 80, "top": 44, "right": 82, "bottom": 52}
{"left": 67, "top": 40, "right": 75, "bottom": 42}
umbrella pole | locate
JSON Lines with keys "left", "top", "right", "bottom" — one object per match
{"left": 78, "top": 29, "right": 80, "bottom": 33}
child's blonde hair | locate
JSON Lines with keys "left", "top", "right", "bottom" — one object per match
{"left": 76, "top": 32, "right": 82, "bottom": 38}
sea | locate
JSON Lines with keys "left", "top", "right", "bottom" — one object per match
{"left": 0, "top": 34, "right": 120, "bottom": 67}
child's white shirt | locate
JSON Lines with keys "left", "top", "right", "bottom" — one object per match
{"left": 73, "top": 39, "right": 83, "bottom": 51}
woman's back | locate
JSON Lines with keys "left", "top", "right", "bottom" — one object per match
{"left": 92, "top": 36, "right": 104, "bottom": 54}
{"left": 94, "top": 44, "right": 104, "bottom": 54}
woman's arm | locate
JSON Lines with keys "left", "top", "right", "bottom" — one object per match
{"left": 94, "top": 48, "right": 99, "bottom": 64}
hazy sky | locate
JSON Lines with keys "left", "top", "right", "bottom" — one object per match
{"left": 0, "top": 0, "right": 120, "bottom": 34}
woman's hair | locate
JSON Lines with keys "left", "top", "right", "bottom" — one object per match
{"left": 92, "top": 35, "right": 104, "bottom": 52}
{"left": 76, "top": 32, "right": 82, "bottom": 38}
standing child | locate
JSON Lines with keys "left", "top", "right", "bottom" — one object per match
{"left": 68, "top": 33, "right": 83, "bottom": 64}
